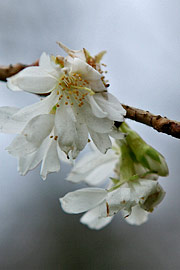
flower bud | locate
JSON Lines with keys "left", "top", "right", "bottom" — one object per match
{"left": 120, "top": 123, "right": 169, "bottom": 176}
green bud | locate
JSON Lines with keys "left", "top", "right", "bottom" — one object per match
{"left": 120, "top": 122, "right": 169, "bottom": 177}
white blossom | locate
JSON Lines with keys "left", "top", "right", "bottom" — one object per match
{"left": 60, "top": 179, "right": 165, "bottom": 230}
{"left": 7, "top": 43, "right": 125, "bottom": 160}
{"left": 62, "top": 135, "right": 168, "bottom": 229}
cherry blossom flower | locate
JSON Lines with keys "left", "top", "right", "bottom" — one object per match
{"left": 6, "top": 43, "right": 126, "bottom": 159}
{"left": 60, "top": 179, "right": 165, "bottom": 230}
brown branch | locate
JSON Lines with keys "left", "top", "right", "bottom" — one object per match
{"left": 0, "top": 61, "right": 180, "bottom": 139}
{"left": 0, "top": 60, "right": 39, "bottom": 81}
{"left": 118, "top": 105, "right": 180, "bottom": 139}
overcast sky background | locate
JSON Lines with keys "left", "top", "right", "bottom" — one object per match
{"left": 0, "top": 0, "right": 180, "bottom": 269}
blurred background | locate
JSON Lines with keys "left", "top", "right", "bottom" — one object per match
{"left": 0, "top": 0, "right": 180, "bottom": 269}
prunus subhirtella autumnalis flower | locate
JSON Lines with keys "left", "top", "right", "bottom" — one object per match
{"left": 0, "top": 42, "right": 125, "bottom": 178}
{"left": 60, "top": 123, "right": 168, "bottom": 230}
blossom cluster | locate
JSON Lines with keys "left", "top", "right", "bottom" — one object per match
{"left": 0, "top": 42, "right": 169, "bottom": 230}
{"left": 60, "top": 123, "right": 168, "bottom": 229}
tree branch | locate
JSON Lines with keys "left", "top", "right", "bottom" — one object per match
{"left": 118, "top": 105, "right": 180, "bottom": 139}
{"left": 0, "top": 61, "right": 180, "bottom": 139}
{"left": 0, "top": 61, "right": 39, "bottom": 82}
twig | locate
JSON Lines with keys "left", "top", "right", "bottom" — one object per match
{"left": 0, "top": 61, "right": 179, "bottom": 139}
{"left": 118, "top": 105, "right": 180, "bottom": 139}
{"left": 0, "top": 61, "right": 39, "bottom": 81}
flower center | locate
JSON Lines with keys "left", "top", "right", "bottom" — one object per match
{"left": 55, "top": 73, "right": 94, "bottom": 108}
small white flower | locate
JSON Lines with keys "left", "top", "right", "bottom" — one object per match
{"left": 62, "top": 133, "right": 168, "bottom": 229}
{"left": 7, "top": 43, "right": 126, "bottom": 159}
{"left": 60, "top": 179, "right": 165, "bottom": 230}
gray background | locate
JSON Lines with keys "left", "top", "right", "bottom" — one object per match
{"left": 0, "top": 0, "right": 180, "bottom": 269}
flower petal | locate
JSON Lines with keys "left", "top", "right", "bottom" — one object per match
{"left": 22, "top": 114, "right": 54, "bottom": 146}
{"left": 129, "top": 179, "right": 158, "bottom": 204}
{"left": 55, "top": 104, "right": 88, "bottom": 158}
{"left": 6, "top": 135, "right": 38, "bottom": 157}
{"left": 7, "top": 67, "right": 57, "bottom": 93}
{"left": 82, "top": 104, "right": 113, "bottom": 133}
{"left": 67, "top": 150, "right": 117, "bottom": 185}
{"left": 88, "top": 96, "right": 108, "bottom": 118}
{"left": 104, "top": 187, "right": 136, "bottom": 217}
{"left": 94, "top": 93, "right": 126, "bottom": 121}
{"left": 88, "top": 129, "right": 112, "bottom": 154}
{"left": 55, "top": 104, "right": 76, "bottom": 152}
{"left": 0, "top": 106, "right": 26, "bottom": 133}
{"left": 122, "top": 206, "right": 149, "bottom": 225}
{"left": 60, "top": 188, "right": 107, "bottom": 214}
{"left": 12, "top": 91, "right": 59, "bottom": 122}
{"left": 57, "top": 145, "right": 71, "bottom": 164}
{"left": 40, "top": 139, "right": 60, "bottom": 180}
{"left": 7, "top": 114, "right": 54, "bottom": 157}
{"left": 109, "top": 127, "right": 124, "bottom": 139}
{"left": 18, "top": 137, "right": 49, "bottom": 175}
{"left": 80, "top": 206, "right": 113, "bottom": 230}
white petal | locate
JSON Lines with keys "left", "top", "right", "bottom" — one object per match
{"left": 100, "top": 186, "right": 136, "bottom": 218}
{"left": 7, "top": 74, "right": 23, "bottom": 91}
{"left": 88, "top": 96, "right": 108, "bottom": 118}
{"left": 94, "top": 93, "right": 126, "bottom": 121}
{"left": 55, "top": 104, "right": 76, "bottom": 154}
{"left": 85, "top": 159, "right": 116, "bottom": 185}
{"left": 40, "top": 139, "right": 60, "bottom": 180}
{"left": 0, "top": 106, "right": 26, "bottom": 133}
{"left": 109, "top": 127, "right": 124, "bottom": 139}
{"left": 22, "top": 114, "right": 54, "bottom": 146}
{"left": 60, "top": 188, "right": 107, "bottom": 214}
{"left": 129, "top": 179, "right": 158, "bottom": 204}
{"left": 57, "top": 145, "right": 70, "bottom": 164}
{"left": 82, "top": 104, "right": 113, "bottom": 133}
{"left": 72, "top": 121, "right": 88, "bottom": 158}
{"left": 39, "top": 52, "right": 56, "bottom": 71}
{"left": 6, "top": 135, "right": 38, "bottom": 157}
{"left": 12, "top": 91, "right": 59, "bottom": 122}
{"left": 89, "top": 129, "right": 112, "bottom": 154}
{"left": 67, "top": 150, "right": 117, "bottom": 185}
{"left": 123, "top": 205, "right": 149, "bottom": 225}
{"left": 39, "top": 52, "right": 62, "bottom": 77}
{"left": 18, "top": 137, "right": 49, "bottom": 175}
{"left": 7, "top": 114, "right": 54, "bottom": 157}
{"left": 7, "top": 67, "right": 57, "bottom": 93}
{"left": 80, "top": 206, "right": 113, "bottom": 230}
{"left": 55, "top": 104, "right": 88, "bottom": 158}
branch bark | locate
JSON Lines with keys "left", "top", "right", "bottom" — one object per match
{"left": 0, "top": 61, "right": 180, "bottom": 139}
{"left": 119, "top": 105, "right": 180, "bottom": 139}
{"left": 0, "top": 61, "right": 39, "bottom": 82}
